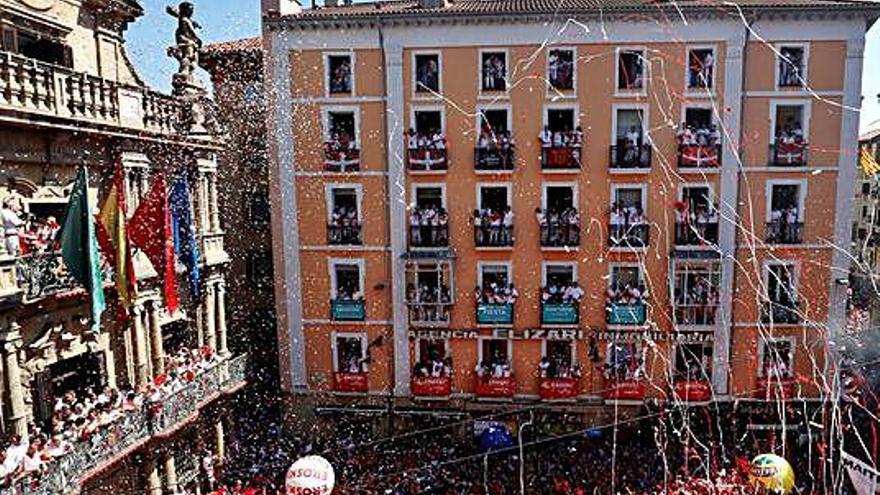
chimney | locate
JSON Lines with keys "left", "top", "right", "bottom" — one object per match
{"left": 261, "top": 0, "right": 302, "bottom": 15}
{"left": 418, "top": 0, "right": 449, "bottom": 7}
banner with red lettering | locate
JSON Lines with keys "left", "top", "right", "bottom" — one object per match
{"left": 539, "top": 377, "right": 580, "bottom": 400}
{"left": 754, "top": 377, "right": 795, "bottom": 400}
{"left": 673, "top": 380, "right": 712, "bottom": 402}
{"left": 603, "top": 380, "right": 646, "bottom": 400}
{"left": 412, "top": 376, "right": 452, "bottom": 397}
{"left": 475, "top": 376, "right": 515, "bottom": 398}
{"left": 333, "top": 372, "right": 368, "bottom": 392}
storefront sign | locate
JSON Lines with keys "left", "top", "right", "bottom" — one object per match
{"left": 333, "top": 372, "right": 368, "bottom": 392}
{"left": 603, "top": 381, "right": 646, "bottom": 400}
{"left": 412, "top": 376, "right": 452, "bottom": 397}
{"left": 539, "top": 377, "right": 580, "bottom": 400}
{"left": 475, "top": 376, "right": 515, "bottom": 398}
{"left": 595, "top": 330, "right": 713, "bottom": 344}
{"left": 754, "top": 377, "right": 796, "bottom": 400}
{"left": 673, "top": 380, "right": 712, "bottom": 402}
{"left": 408, "top": 329, "right": 588, "bottom": 340}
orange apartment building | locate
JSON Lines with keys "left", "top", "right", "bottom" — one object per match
{"left": 262, "top": 0, "right": 875, "bottom": 414}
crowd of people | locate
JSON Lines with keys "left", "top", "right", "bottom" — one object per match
{"left": 1, "top": 197, "right": 61, "bottom": 256}
{"left": 538, "top": 126, "right": 584, "bottom": 149}
{"left": 676, "top": 123, "right": 722, "bottom": 148}
{"left": 410, "top": 206, "right": 450, "bottom": 246}
{"left": 541, "top": 281, "right": 583, "bottom": 305}
{"left": 609, "top": 202, "right": 648, "bottom": 246}
{"left": 476, "top": 130, "right": 516, "bottom": 169}
{"left": 474, "top": 358, "right": 513, "bottom": 379}
{"left": 334, "top": 286, "right": 365, "bottom": 302}
{"left": 473, "top": 207, "right": 514, "bottom": 246}
{"left": 767, "top": 205, "right": 802, "bottom": 244}
{"left": 328, "top": 206, "right": 361, "bottom": 244}
{"left": 0, "top": 347, "right": 219, "bottom": 489}
{"left": 323, "top": 132, "right": 359, "bottom": 171}
{"left": 413, "top": 356, "right": 453, "bottom": 378}
{"left": 406, "top": 129, "right": 447, "bottom": 153}
{"left": 474, "top": 283, "right": 519, "bottom": 306}
{"left": 407, "top": 283, "right": 452, "bottom": 323}
{"left": 538, "top": 355, "right": 583, "bottom": 379}
{"left": 674, "top": 201, "right": 720, "bottom": 245}
{"left": 615, "top": 126, "right": 650, "bottom": 167}
{"left": 606, "top": 283, "right": 649, "bottom": 309}
{"left": 773, "top": 123, "right": 807, "bottom": 165}
{"left": 535, "top": 207, "right": 580, "bottom": 246}
{"left": 674, "top": 278, "right": 720, "bottom": 326}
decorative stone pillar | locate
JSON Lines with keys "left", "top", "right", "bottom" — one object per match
{"left": 216, "top": 281, "right": 228, "bottom": 356}
{"left": 215, "top": 419, "right": 225, "bottom": 466}
{"left": 163, "top": 453, "right": 179, "bottom": 494}
{"left": 203, "top": 284, "right": 216, "bottom": 352}
{"left": 132, "top": 305, "right": 150, "bottom": 387}
{"left": 209, "top": 173, "right": 220, "bottom": 233}
{"left": 145, "top": 455, "right": 162, "bottom": 495}
{"left": 122, "top": 320, "right": 136, "bottom": 387}
{"left": 3, "top": 325, "right": 27, "bottom": 438}
{"left": 149, "top": 301, "right": 166, "bottom": 375}
{"left": 198, "top": 172, "right": 210, "bottom": 236}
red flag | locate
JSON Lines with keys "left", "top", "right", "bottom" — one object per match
{"left": 129, "top": 172, "right": 178, "bottom": 312}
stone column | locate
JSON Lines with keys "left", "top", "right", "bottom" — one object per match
{"left": 133, "top": 305, "right": 150, "bottom": 387}
{"left": 163, "top": 453, "right": 179, "bottom": 494}
{"left": 215, "top": 419, "right": 226, "bottom": 466}
{"left": 3, "top": 326, "right": 27, "bottom": 438}
{"left": 198, "top": 173, "right": 210, "bottom": 236}
{"left": 149, "top": 301, "right": 166, "bottom": 375}
{"left": 203, "top": 284, "right": 216, "bottom": 352}
{"left": 122, "top": 320, "right": 136, "bottom": 387}
{"left": 145, "top": 456, "right": 162, "bottom": 495}
{"left": 216, "top": 281, "right": 228, "bottom": 356}
{"left": 209, "top": 173, "right": 220, "bottom": 233}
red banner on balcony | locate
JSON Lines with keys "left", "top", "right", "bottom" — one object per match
{"left": 673, "top": 380, "right": 712, "bottom": 402}
{"left": 412, "top": 376, "right": 452, "bottom": 397}
{"left": 679, "top": 145, "right": 719, "bottom": 168}
{"left": 539, "top": 377, "right": 580, "bottom": 400}
{"left": 754, "top": 377, "right": 795, "bottom": 400}
{"left": 543, "top": 147, "right": 580, "bottom": 168}
{"left": 603, "top": 380, "right": 646, "bottom": 400}
{"left": 475, "top": 376, "right": 515, "bottom": 398}
{"left": 333, "top": 372, "right": 368, "bottom": 392}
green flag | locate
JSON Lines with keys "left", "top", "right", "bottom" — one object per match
{"left": 60, "top": 166, "right": 105, "bottom": 332}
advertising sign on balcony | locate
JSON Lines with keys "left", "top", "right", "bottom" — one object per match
{"left": 331, "top": 300, "right": 366, "bottom": 321}
{"left": 541, "top": 303, "right": 578, "bottom": 324}
{"left": 673, "top": 380, "right": 712, "bottom": 402}
{"left": 538, "top": 377, "right": 580, "bottom": 400}
{"left": 333, "top": 372, "right": 369, "bottom": 392}
{"left": 754, "top": 377, "right": 796, "bottom": 400}
{"left": 606, "top": 303, "right": 647, "bottom": 325}
{"left": 475, "top": 376, "right": 515, "bottom": 398}
{"left": 476, "top": 303, "right": 514, "bottom": 324}
{"left": 412, "top": 376, "right": 452, "bottom": 397}
{"left": 603, "top": 380, "right": 646, "bottom": 400}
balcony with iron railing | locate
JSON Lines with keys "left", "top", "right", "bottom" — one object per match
{"left": 4, "top": 354, "right": 248, "bottom": 495}
{"left": 769, "top": 142, "right": 808, "bottom": 167}
{"left": 407, "top": 148, "right": 448, "bottom": 172}
{"left": 765, "top": 221, "right": 804, "bottom": 245}
{"left": 0, "top": 51, "right": 188, "bottom": 136}
{"left": 540, "top": 146, "right": 582, "bottom": 170}
{"left": 678, "top": 144, "right": 721, "bottom": 168}
{"left": 474, "top": 225, "right": 514, "bottom": 248}
{"left": 475, "top": 147, "right": 515, "bottom": 172}
{"left": 761, "top": 300, "right": 803, "bottom": 325}
{"left": 327, "top": 223, "right": 363, "bottom": 245}
{"left": 608, "top": 223, "right": 649, "bottom": 248}
{"left": 539, "top": 224, "right": 580, "bottom": 248}
{"left": 674, "top": 220, "right": 719, "bottom": 246}
{"left": 0, "top": 252, "right": 113, "bottom": 304}
{"left": 409, "top": 224, "right": 449, "bottom": 249}
{"left": 609, "top": 144, "right": 652, "bottom": 170}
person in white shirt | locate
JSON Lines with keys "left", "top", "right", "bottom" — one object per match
{"left": 1, "top": 199, "right": 23, "bottom": 256}
{"left": 539, "top": 126, "right": 552, "bottom": 148}
{"left": 553, "top": 131, "right": 565, "bottom": 148}
{"left": 502, "top": 208, "right": 514, "bottom": 244}
{"left": 432, "top": 131, "right": 446, "bottom": 150}
{"left": 406, "top": 128, "right": 418, "bottom": 150}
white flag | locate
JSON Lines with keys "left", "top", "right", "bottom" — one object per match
{"left": 842, "top": 450, "right": 879, "bottom": 495}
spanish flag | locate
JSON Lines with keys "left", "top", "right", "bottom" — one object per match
{"left": 860, "top": 147, "right": 880, "bottom": 176}
{"left": 96, "top": 165, "right": 136, "bottom": 317}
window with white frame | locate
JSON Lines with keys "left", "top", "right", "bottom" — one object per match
{"left": 478, "top": 338, "right": 511, "bottom": 377}
{"left": 414, "top": 53, "right": 440, "bottom": 94}
{"left": 477, "top": 263, "right": 513, "bottom": 304}
{"left": 604, "top": 342, "right": 645, "bottom": 381}
{"left": 478, "top": 108, "right": 511, "bottom": 143}
{"left": 331, "top": 261, "right": 363, "bottom": 301}
{"left": 411, "top": 110, "right": 444, "bottom": 147}
{"left": 327, "top": 187, "right": 361, "bottom": 244}
{"left": 335, "top": 334, "right": 367, "bottom": 373}
{"left": 759, "top": 338, "right": 794, "bottom": 379}
{"left": 777, "top": 44, "right": 806, "bottom": 88}
{"left": 327, "top": 54, "right": 353, "bottom": 95}
{"left": 773, "top": 104, "right": 806, "bottom": 145}
{"left": 325, "top": 111, "right": 357, "bottom": 147}
{"left": 617, "top": 49, "right": 646, "bottom": 91}
{"left": 481, "top": 51, "right": 507, "bottom": 92}
{"left": 548, "top": 48, "right": 575, "bottom": 91}
{"left": 674, "top": 342, "right": 713, "bottom": 381}
{"left": 608, "top": 265, "right": 646, "bottom": 304}
{"left": 405, "top": 261, "right": 453, "bottom": 323}
{"left": 541, "top": 340, "right": 577, "bottom": 378}
{"left": 766, "top": 262, "right": 797, "bottom": 306}
{"left": 686, "top": 48, "right": 715, "bottom": 90}
{"left": 414, "top": 338, "right": 450, "bottom": 377}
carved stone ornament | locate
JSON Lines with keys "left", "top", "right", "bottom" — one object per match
{"left": 16, "top": 0, "right": 54, "bottom": 12}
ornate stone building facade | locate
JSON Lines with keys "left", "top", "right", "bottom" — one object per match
{"left": 0, "top": 0, "right": 244, "bottom": 493}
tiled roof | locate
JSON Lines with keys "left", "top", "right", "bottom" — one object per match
{"left": 203, "top": 37, "right": 262, "bottom": 54}
{"left": 281, "top": 0, "right": 880, "bottom": 20}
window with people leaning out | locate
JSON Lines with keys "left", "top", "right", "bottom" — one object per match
{"left": 476, "top": 109, "right": 516, "bottom": 171}
{"left": 617, "top": 48, "right": 646, "bottom": 91}
{"left": 331, "top": 262, "right": 364, "bottom": 321}
{"left": 606, "top": 265, "right": 648, "bottom": 324}
{"left": 686, "top": 48, "right": 715, "bottom": 90}
{"left": 473, "top": 185, "right": 514, "bottom": 247}
{"left": 777, "top": 44, "right": 806, "bottom": 88}
{"left": 406, "top": 110, "right": 447, "bottom": 171}
{"left": 414, "top": 53, "right": 440, "bottom": 94}
{"left": 677, "top": 107, "right": 722, "bottom": 168}
{"left": 481, "top": 51, "right": 507, "bottom": 91}
{"left": 542, "top": 265, "right": 583, "bottom": 306}
{"left": 413, "top": 339, "right": 451, "bottom": 378}
{"left": 672, "top": 261, "right": 721, "bottom": 326}
{"left": 674, "top": 343, "right": 712, "bottom": 382}
{"left": 772, "top": 104, "right": 807, "bottom": 166}
{"left": 760, "top": 339, "right": 793, "bottom": 380}
{"left": 327, "top": 187, "right": 361, "bottom": 245}
{"left": 475, "top": 264, "right": 518, "bottom": 307}
{"left": 764, "top": 263, "right": 800, "bottom": 324}
{"left": 336, "top": 335, "right": 368, "bottom": 374}
{"left": 537, "top": 185, "right": 579, "bottom": 247}
{"left": 609, "top": 186, "right": 648, "bottom": 248}
{"left": 675, "top": 185, "right": 719, "bottom": 246}
{"left": 547, "top": 48, "right": 575, "bottom": 91}
{"left": 327, "top": 54, "right": 353, "bottom": 94}
{"left": 603, "top": 342, "right": 645, "bottom": 382}
{"left": 539, "top": 108, "right": 583, "bottom": 169}
{"left": 539, "top": 341, "right": 582, "bottom": 379}
{"left": 767, "top": 183, "right": 804, "bottom": 244}
{"left": 409, "top": 187, "right": 448, "bottom": 248}
{"left": 405, "top": 261, "right": 453, "bottom": 324}
{"left": 475, "top": 339, "right": 511, "bottom": 378}
{"left": 613, "top": 108, "right": 650, "bottom": 168}
{"left": 324, "top": 111, "right": 359, "bottom": 172}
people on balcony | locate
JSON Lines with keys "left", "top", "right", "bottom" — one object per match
{"left": 676, "top": 123, "right": 721, "bottom": 148}
{"left": 602, "top": 358, "right": 645, "bottom": 382}
{"left": 767, "top": 205, "right": 801, "bottom": 244}
{"left": 674, "top": 201, "right": 719, "bottom": 245}
{"left": 773, "top": 122, "right": 806, "bottom": 165}
{"left": 323, "top": 132, "right": 358, "bottom": 169}
{"left": 476, "top": 130, "right": 516, "bottom": 170}
{"left": 1, "top": 197, "right": 26, "bottom": 256}
{"left": 334, "top": 286, "right": 364, "bottom": 303}
{"left": 409, "top": 206, "right": 449, "bottom": 247}
{"left": 475, "top": 358, "right": 511, "bottom": 378}
{"left": 536, "top": 207, "right": 580, "bottom": 246}
{"left": 407, "top": 283, "right": 451, "bottom": 322}
{"left": 413, "top": 356, "right": 452, "bottom": 378}
{"left": 541, "top": 281, "right": 583, "bottom": 305}
{"left": 328, "top": 206, "right": 360, "bottom": 244}
{"left": 474, "top": 283, "right": 518, "bottom": 305}
{"left": 606, "top": 283, "right": 648, "bottom": 308}
{"left": 342, "top": 354, "right": 369, "bottom": 374}
{"left": 406, "top": 128, "right": 446, "bottom": 152}
{"left": 538, "top": 357, "right": 582, "bottom": 379}
{"left": 538, "top": 126, "right": 583, "bottom": 149}
{"left": 674, "top": 279, "right": 719, "bottom": 325}
{"left": 609, "top": 202, "right": 647, "bottom": 246}
{"left": 473, "top": 207, "right": 514, "bottom": 246}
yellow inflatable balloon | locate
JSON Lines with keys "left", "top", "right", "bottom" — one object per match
{"left": 749, "top": 453, "right": 795, "bottom": 494}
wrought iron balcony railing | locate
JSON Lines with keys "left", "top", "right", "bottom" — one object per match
{"left": 761, "top": 300, "right": 802, "bottom": 325}
{"left": 609, "top": 144, "right": 652, "bottom": 170}
{"left": 474, "top": 225, "right": 514, "bottom": 247}
{"left": 475, "top": 147, "right": 515, "bottom": 171}
{"left": 674, "top": 221, "right": 719, "bottom": 246}
{"left": 608, "top": 223, "right": 649, "bottom": 248}
{"left": 765, "top": 221, "right": 804, "bottom": 245}
{"left": 409, "top": 225, "right": 449, "bottom": 248}
{"left": 327, "top": 223, "right": 363, "bottom": 245}
{"left": 540, "top": 224, "right": 580, "bottom": 248}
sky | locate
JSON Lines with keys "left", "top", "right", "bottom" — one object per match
{"left": 129, "top": 0, "right": 880, "bottom": 133}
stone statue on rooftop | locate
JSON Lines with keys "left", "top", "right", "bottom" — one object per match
{"left": 166, "top": 1, "right": 203, "bottom": 90}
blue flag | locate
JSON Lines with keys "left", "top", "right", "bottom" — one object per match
{"left": 169, "top": 174, "right": 201, "bottom": 299}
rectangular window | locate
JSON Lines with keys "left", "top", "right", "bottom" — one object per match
{"left": 672, "top": 260, "right": 721, "bottom": 326}
{"left": 327, "top": 54, "right": 353, "bottom": 95}
{"left": 548, "top": 48, "right": 575, "bottom": 91}
{"left": 547, "top": 108, "right": 576, "bottom": 135}
{"left": 246, "top": 250, "right": 273, "bottom": 288}
{"left": 543, "top": 340, "right": 574, "bottom": 377}
{"left": 674, "top": 343, "right": 713, "bottom": 380}
{"left": 617, "top": 49, "right": 646, "bottom": 91}
{"left": 335, "top": 335, "right": 367, "bottom": 373}
{"left": 610, "top": 265, "right": 642, "bottom": 292}
{"left": 766, "top": 263, "right": 796, "bottom": 305}
{"left": 405, "top": 261, "right": 453, "bottom": 324}
{"left": 480, "top": 51, "right": 507, "bottom": 92}
{"left": 326, "top": 111, "right": 357, "bottom": 146}
{"left": 686, "top": 48, "right": 715, "bottom": 89}
{"left": 480, "top": 338, "right": 510, "bottom": 370}
{"left": 410, "top": 110, "right": 444, "bottom": 147}
{"left": 605, "top": 342, "right": 644, "bottom": 380}
{"left": 414, "top": 53, "right": 440, "bottom": 94}
{"left": 777, "top": 45, "right": 806, "bottom": 88}
{"left": 332, "top": 262, "right": 362, "bottom": 301}
{"left": 760, "top": 339, "right": 793, "bottom": 378}
{"left": 773, "top": 105, "right": 805, "bottom": 144}
{"left": 479, "top": 109, "right": 510, "bottom": 137}
{"left": 478, "top": 264, "right": 511, "bottom": 293}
